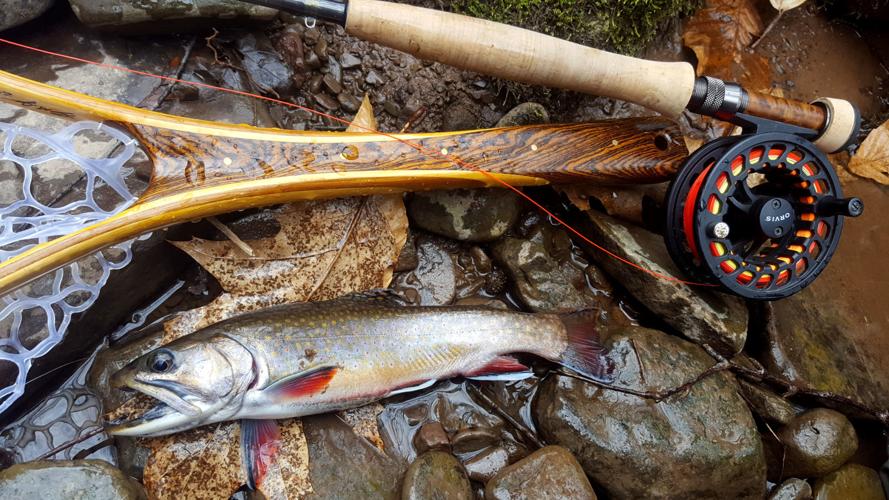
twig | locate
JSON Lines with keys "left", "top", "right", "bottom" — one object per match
{"left": 399, "top": 106, "right": 428, "bottom": 133}
{"left": 551, "top": 358, "right": 731, "bottom": 402}
{"left": 138, "top": 35, "right": 197, "bottom": 110}
{"left": 465, "top": 383, "right": 545, "bottom": 449}
{"left": 34, "top": 426, "right": 106, "bottom": 461}
{"left": 751, "top": 10, "right": 785, "bottom": 50}
{"left": 72, "top": 437, "right": 115, "bottom": 460}
{"left": 208, "top": 216, "right": 255, "bottom": 256}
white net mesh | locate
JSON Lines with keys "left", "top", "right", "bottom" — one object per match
{"left": 0, "top": 121, "right": 140, "bottom": 415}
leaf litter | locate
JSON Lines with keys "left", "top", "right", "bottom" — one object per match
{"left": 120, "top": 96, "right": 408, "bottom": 500}
{"left": 848, "top": 118, "right": 889, "bottom": 186}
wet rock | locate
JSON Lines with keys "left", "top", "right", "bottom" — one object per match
{"left": 305, "top": 50, "right": 322, "bottom": 70}
{"left": 738, "top": 379, "right": 799, "bottom": 425}
{"left": 451, "top": 427, "right": 499, "bottom": 455}
{"left": 308, "top": 74, "right": 324, "bottom": 94}
{"left": 237, "top": 33, "right": 293, "bottom": 94}
{"left": 0, "top": 460, "right": 146, "bottom": 499}
{"left": 322, "top": 73, "right": 343, "bottom": 95}
{"left": 463, "top": 446, "right": 509, "bottom": 483}
{"left": 340, "top": 52, "right": 362, "bottom": 69}
{"left": 751, "top": 297, "right": 889, "bottom": 415}
{"left": 314, "top": 38, "right": 329, "bottom": 58}
{"left": 402, "top": 451, "right": 472, "bottom": 500}
{"left": 68, "top": 0, "right": 277, "bottom": 29}
{"left": 327, "top": 55, "right": 342, "bottom": 83}
{"left": 812, "top": 464, "right": 885, "bottom": 500}
{"left": 0, "top": 0, "right": 53, "bottom": 31}
{"left": 408, "top": 189, "right": 521, "bottom": 243}
{"left": 414, "top": 422, "right": 450, "bottom": 454}
{"left": 304, "top": 414, "right": 405, "bottom": 499}
{"left": 578, "top": 211, "right": 748, "bottom": 355}
{"left": 393, "top": 235, "right": 457, "bottom": 305}
{"left": 495, "top": 103, "right": 550, "bottom": 128}
{"left": 769, "top": 478, "right": 813, "bottom": 500}
{"left": 442, "top": 101, "right": 479, "bottom": 131}
{"left": 384, "top": 100, "right": 402, "bottom": 117}
{"left": 485, "top": 446, "right": 595, "bottom": 500}
{"left": 338, "top": 92, "right": 363, "bottom": 114}
{"left": 366, "top": 70, "right": 386, "bottom": 86}
{"left": 491, "top": 213, "right": 607, "bottom": 313}
{"left": 536, "top": 326, "right": 765, "bottom": 499}
{"left": 314, "top": 92, "right": 340, "bottom": 110}
{"left": 778, "top": 409, "right": 858, "bottom": 478}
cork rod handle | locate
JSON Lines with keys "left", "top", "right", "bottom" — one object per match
{"left": 344, "top": 0, "right": 697, "bottom": 118}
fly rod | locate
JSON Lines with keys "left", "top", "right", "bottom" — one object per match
{"left": 239, "top": 0, "right": 864, "bottom": 299}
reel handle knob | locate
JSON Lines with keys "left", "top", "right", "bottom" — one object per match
{"left": 816, "top": 197, "right": 864, "bottom": 218}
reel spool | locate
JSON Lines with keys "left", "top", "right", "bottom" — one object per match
{"left": 665, "top": 117, "right": 863, "bottom": 300}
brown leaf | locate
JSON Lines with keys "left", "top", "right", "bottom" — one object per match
{"left": 142, "top": 423, "right": 243, "bottom": 500}
{"left": 139, "top": 98, "right": 405, "bottom": 500}
{"left": 847, "top": 119, "right": 889, "bottom": 186}
{"left": 683, "top": 0, "right": 771, "bottom": 93}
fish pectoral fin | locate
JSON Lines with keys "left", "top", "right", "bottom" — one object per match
{"left": 240, "top": 419, "right": 281, "bottom": 491}
{"left": 261, "top": 365, "right": 339, "bottom": 401}
{"left": 387, "top": 379, "right": 437, "bottom": 396}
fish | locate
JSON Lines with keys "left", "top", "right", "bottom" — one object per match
{"left": 106, "top": 291, "right": 611, "bottom": 487}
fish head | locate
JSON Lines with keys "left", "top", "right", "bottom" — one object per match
{"left": 107, "top": 333, "right": 255, "bottom": 437}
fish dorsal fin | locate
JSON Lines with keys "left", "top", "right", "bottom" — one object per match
{"left": 340, "top": 288, "right": 409, "bottom": 305}
{"left": 262, "top": 366, "right": 338, "bottom": 400}
{"left": 240, "top": 419, "right": 281, "bottom": 491}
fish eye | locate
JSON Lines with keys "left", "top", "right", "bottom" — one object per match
{"left": 149, "top": 350, "right": 175, "bottom": 373}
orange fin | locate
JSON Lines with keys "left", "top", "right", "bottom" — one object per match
{"left": 263, "top": 366, "right": 338, "bottom": 399}
{"left": 464, "top": 356, "right": 530, "bottom": 379}
{"left": 240, "top": 419, "right": 280, "bottom": 491}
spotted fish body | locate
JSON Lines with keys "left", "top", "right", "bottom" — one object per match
{"left": 237, "top": 295, "right": 570, "bottom": 418}
{"left": 109, "top": 292, "right": 607, "bottom": 438}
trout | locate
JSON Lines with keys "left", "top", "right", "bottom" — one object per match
{"left": 107, "top": 291, "right": 609, "bottom": 483}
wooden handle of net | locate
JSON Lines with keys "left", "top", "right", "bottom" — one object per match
{"left": 250, "top": 0, "right": 860, "bottom": 152}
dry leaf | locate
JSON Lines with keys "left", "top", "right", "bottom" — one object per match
{"left": 137, "top": 97, "right": 406, "bottom": 500}
{"left": 683, "top": 0, "right": 771, "bottom": 93}
{"left": 770, "top": 0, "right": 806, "bottom": 11}
{"left": 848, "top": 119, "right": 889, "bottom": 186}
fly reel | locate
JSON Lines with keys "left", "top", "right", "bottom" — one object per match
{"left": 664, "top": 115, "right": 863, "bottom": 300}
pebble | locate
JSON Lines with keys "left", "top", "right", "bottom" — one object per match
{"left": 308, "top": 74, "right": 324, "bottom": 94}
{"left": 413, "top": 422, "right": 450, "bottom": 454}
{"left": 738, "top": 379, "right": 799, "bottom": 425}
{"left": 407, "top": 189, "right": 522, "bottom": 243}
{"left": 327, "top": 55, "right": 342, "bottom": 83}
{"left": 340, "top": 52, "right": 362, "bottom": 69}
{"left": 778, "top": 408, "right": 859, "bottom": 478}
{"left": 441, "top": 100, "right": 479, "bottom": 131}
{"left": 812, "top": 464, "right": 885, "bottom": 500}
{"left": 365, "top": 70, "right": 385, "bottom": 86}
{"left": 314, "top": 37, "right": 328, "bottom": 58}
{"left": 485, "top": 446, "right": 596, "bottom": 500}
{"left": 0, "top": 460, "right": 147, "bottom": 499}
{"left": 495, "top": 102, "right": 550, "bottom": 127}
{"left": 402, "top": 451, "right": 472, "bottom": 500}
{"left": 338, "top": 93, "right": 363, "bottom": 114}
{"left": 450, "top": 427, "right": 499, "bottom": 455}
{"left": 463, "top": 446, "right": 510, "bottom": 483}
{"left": 313, "top": 92, "right": 340, "bottom": 110}
{"left": 769, "top": 478, "right": 813, "bottom": 500}
{"left": 322, "top": 73, "right": 342, "bottom": 95}
{"left": 384, "top": 100, "right": 402, "bottom": 117}
{"left": 305, "top": 50, "right": 321, "bottom": 70}
{"left": 303, "top": 28, "right": 320, "bottom": 44}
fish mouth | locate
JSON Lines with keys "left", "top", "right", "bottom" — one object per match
{"left": 120, "top": 378, "right": 203, "bottom": 418}
{"left": 106, "top": 401, "right": 197, "bottom": 437}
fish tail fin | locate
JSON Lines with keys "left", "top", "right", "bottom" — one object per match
{"left": 558, "top": 311, "right": 614, "bottom": 382}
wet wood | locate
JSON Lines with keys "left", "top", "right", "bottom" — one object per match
{"left": 0, "top": 69, "right": 687, "bottom": 296}
{"left": 744, "top": 91, "right": 827, "bottom": 131}
{"left": 131, "top": 118, "right": 687, "bottom": 203}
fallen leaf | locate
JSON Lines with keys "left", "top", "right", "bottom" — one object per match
{"left": 770, "top": 0, "right": 806, "bottom": 11}
{"left": 683, "top": 0, "right": 770, "bottom": 92}
{"left": 847, "top": 119, "right": 889, "bottom": 186}
{"left": 137, "top": 97, "right": 406, "bottom": 500}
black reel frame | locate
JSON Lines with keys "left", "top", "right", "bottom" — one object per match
{"left": 664, "top": 114, "right": 863, "bottom": 300}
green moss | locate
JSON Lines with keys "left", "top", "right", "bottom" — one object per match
{"left": 446, "top": 0, "right": 699, "bottom": 54}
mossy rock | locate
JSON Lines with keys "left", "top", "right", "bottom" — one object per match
{"left": 408, "top": 0, "right": 699, "bottom": 54}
